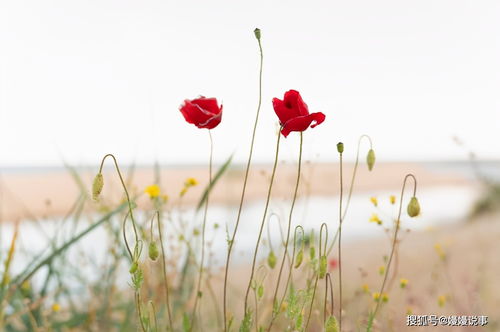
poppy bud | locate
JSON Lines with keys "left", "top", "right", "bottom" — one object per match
{"left": 325, "top": 315, "right": 339, "bottom": 332}
{"left": 129, "top": 261, "right": 138, "bottom": 274}
{"left": 148, "top": 242, "right": 159, "bottom": 261}
{"left": 319, "top": 255, "right": 327, "bottom": 279}
{"left": 407, "top": 197, "right": 421, "bottom": 217}
{"left": 267, "top": 251, "right": 276, "bottom": 269}
{"left": 254, "top": 28, "right": 261, "bottom": 40}
{"left": 336, "top": 142, "right": 344, "bottom": 154}
{"left": 92, "top": 173, "right": 104, "bottom": 200}
{"left": 257, "top": 285, "right": 264, "bottom": 299}
{"left": 294, "top": 249, "right": 303, "bottom": 269}
{"left": 367, "top": 149, "right": 376, "bottom": 171}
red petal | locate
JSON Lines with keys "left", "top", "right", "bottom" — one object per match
{"left": 191, "top": 97, "right": 221, "bottom": 115}
{"left": 179, "top": 100, "right": 223, "bottom": 129}
{"left": 283, "top": 89, "right": 309, "bottom": 116}
{"left": 280, "top": 112, "right": 325, "bottom": 137}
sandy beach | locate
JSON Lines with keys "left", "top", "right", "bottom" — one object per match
{"left": 0, "top": 162, "right": 472, "bottom": 222}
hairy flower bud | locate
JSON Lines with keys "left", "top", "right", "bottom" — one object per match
{"left": 257, "top": 285, "right": 264, "bottom": 299}
{"left": 267, "top": 250, "right": 277, "bottom": 269}
{"left": 367, "top": 149, "right": 376, "bottom": 171}
{"left": 148, "top": 242, "right": 159, "bottom": 261}
{"left": 319, "top": 255, "right": 327, "bottom": 279}
{"left": 336, "top": 142, "right": 344, "bottom": 154}
{"left": 325, "top": 315, "right": 339, "bottom": 332}
{"left": 407, "top": 196, "right": 421, "bottom": 217}
{"left": 294, "top": 249, "right": 304, "bottom": 269}
{"left": 92, "top": 173, "right": 104, "bottom": 200}
{"left": 129, "top": 261, "right": 138, "bottom": 274}
{"left": 254, "top": 28, "right": 261, "bottom": 40}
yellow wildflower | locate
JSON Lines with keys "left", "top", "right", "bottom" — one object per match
{"left": 144, "top": 184, "right": 161, "bottom": 198}
{"left": 52, "top": 303, "right": 61, "bottom": 312}
{"left": 378, "top": 265, "right": 385, "bottom": 275}
{"left": 400, "top": 278, "right": 408, "bottom": 288}
{"left": 370, "top": 197, "right": 378, "bottom": 207}
{"left": 369, "top": 214, "right": 382, "bottom": 225}
{"left": 434, "top": 243, "right": 446, "bottom": 260}
{"left": 438, "top": 295, "right": 446, "bottom": 307}
{"left": 406, "top": 307, "right": 413, "bottom": 315}
{"left": 372, "top": 292, "right": 380, "bottom": 301}
{"left": 362, "top": 284, "right": 370, "bottom": 293}
{"left": 389, "top": 195, "right": 396, "bottom": 205}
{"left": 185, "top": 177, "right": 198, "bottom": 187}
{"left": 382, "top": 293, "right": 389, "bottom": 302}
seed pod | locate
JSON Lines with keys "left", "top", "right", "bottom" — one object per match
{"left": 129, "top": 261, "right": 138, "bottom": 274}
{"left": 294, "top": 249, "right": 304, "bottom": 269}
{"left": 254, "top": 28, "right": 261, "bottom": 40}
{"left": 148, "top": 242, "right": 159, "bottom": 261}
{"left": 325, "top": 315, "right": 339, "bottom": 332}
{"left": 407, "top": 196, "right": 421, "bottom": 217}
{"left": 267, "top": 250, "right": 277, "bottom": 269}
{"left": 92, "top": 173, "right": 104, "bottom": 200}
{"left": 366, "top": 149, "right": 376, "bottom": 171}
{"left": 257, "top": 285, "right": 264, "bottom": 299}
{"left": 336, "top": 142, "right": 344, "bottom": 154}
{"left": 319, "top": 255, "right": 327, "bottom": 279}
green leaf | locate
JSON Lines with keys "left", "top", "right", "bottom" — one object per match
{"left": 196, "top": 154, "right": 234, "bottom": 212}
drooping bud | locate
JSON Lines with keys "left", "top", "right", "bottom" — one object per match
{"left": 267, "top": 250, "right": 277, "bottom": 269}
{"left": 325, "top": 315, "right": 339, "bottom": 332}
{"left": 336, "top": 142, "right": 344, "bottom": 154}
{"left": 294, "top": 249, "right": 304, "bottom": 269}
{"left": 257, "top": 285, "right": 264, "bottom": 299}
{"left": 407, "top": 196, "right": 421, "bottom": 217}
{"left": 319, "top": 255, "right": 327, "bottom": 279}
{"left": 129, "top": 261, "right": 138, "bottom": 274}
{"left": 367, "top": 149, "right": 376, "bottom": 171}
{"left": 254, "top": 28, "right": 261, "bottom": 40}
{"left": 92, "top": 173, "right": 104, "bottom": 200}
{"left": 148, "top": 242, "right": 159, "bottom": 261}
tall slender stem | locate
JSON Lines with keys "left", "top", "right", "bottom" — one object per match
{"left": 367, "top": 174, "right": 417, "bottom": 331}
{"left": 267, "top": 132, "right": 303, "bottom": 332}
{"left": 244, "top": 132, "right": 281, "bottom": 313}
{"left": 223, "top": 29, "right": 264, "bottom": 331}
{"left": 191, "top": 130, "right": 213, "bottom": 330}
{"left": 328, "top": 135, "right": 372, "bottom": 255}
{"left": 156, "top": 212, "right": 174, "bottom": 331}
{"left": 338, "top": 150, "right": 344, "bottom": 331}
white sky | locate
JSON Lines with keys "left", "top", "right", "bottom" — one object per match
{"left": 1, "top": 0, "right": 499, "bottom": 167}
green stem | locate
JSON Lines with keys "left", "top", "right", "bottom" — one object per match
{"left": 338, "top": 150, "right": 344, "bottom": 331}
{"left": 223, "top": 30, "right": 264, "bottom": 332}
{"left": 156, "top": 212, "right": 174, "bottom": 331}
{"left": 244, "top": 131, "right": 281, "bottom": 313}
{"left": 191, "top": 130, "right": 214, "bottom": 330}
{"left": 328, "top": 135, "right": 372, "bottom": 255}
{"left": 269, "top": 133, "right": 303, "bottom": 313}
{"left": 367, "top": 174, "right": 417, "bottom": 331}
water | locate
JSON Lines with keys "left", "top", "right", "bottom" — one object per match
{"left": 0, "top": 184, "right": 478, "bottom": 290}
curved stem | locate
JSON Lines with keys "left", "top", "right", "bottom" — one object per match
{"left": 305, "top": 223, "right": 328, "bottom": 331}
{"left": 244, "top": 132, "right": 281, "bottom": 313}
{"left": 156, "top": 211, "right": 174, "bottom": 331}
{"left": 323, "top": 273, "right": 334, "bottom": 322}
{"left": 338, "top": 150, "right": 344, "bottom": 331}
{"left": 267, "top": 132, "right": 303, "bottom": 331}
{"left": 223, "top": 30, "right": 264, "bottom": 332}
{"left": 368, "top": 174, "right": 417, "bottom": 331}
{"left": 99, "top": 154, "right": 139, "bottom": 244}
{"left": 191, "top": 130, "right": 214, "bottom": 330}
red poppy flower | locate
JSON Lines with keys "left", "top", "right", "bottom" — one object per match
{"left": 328, "top": 258, "right": 338, "bottom": 271}
{"left": 272, "top": 90, "right": 325, "bottom": 137}
{"left": 179, "top": 97, "right": 222, "bottom": 129}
